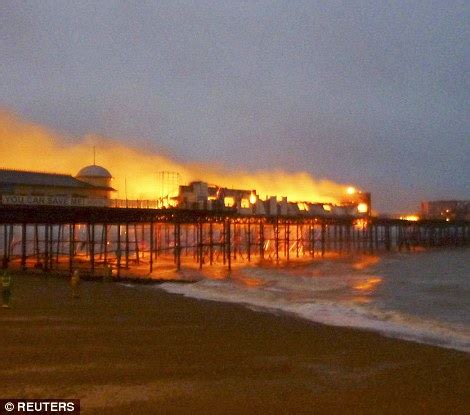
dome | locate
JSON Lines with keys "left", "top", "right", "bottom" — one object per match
{"left": 76, "top": 165, "right": 112, "bottom": 179}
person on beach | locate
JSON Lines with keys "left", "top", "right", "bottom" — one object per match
{"left": 2, "top": 270, "right": 12, "bottom": 308}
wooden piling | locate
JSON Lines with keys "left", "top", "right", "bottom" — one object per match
{"left": 226, "top": 219, "right": 231, "bottom": 271}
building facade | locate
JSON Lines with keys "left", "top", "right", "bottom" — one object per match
{"left": 421, "top": 200, "right": 470, "bottom": 221}
{"left": 0, "top": 165, "right": 115, "bottom": 207}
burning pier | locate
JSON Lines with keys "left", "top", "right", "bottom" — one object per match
{"left": 0, "top": 205, "right": 468, "bottom": 280}
{"left": 1, "top": 165, "right": 468, "bottom": 280}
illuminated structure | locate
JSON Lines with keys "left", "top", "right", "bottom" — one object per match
{"left": 0, "top": 163, "right": 371, "bottom": 218}
{"left": 176, "top": 181, "right": 371, "bottom": 218}
{"left": 0, "top": 176, "right": 467, "bottom": 277}
{"left": 177, "top": 182, "right": 261, "bottom": 214}
{"left": 76, "top": 165, "right": 113, "bottom": 190}
{"left": 421, "top": 200, "right": 470, "bottom": 221}
{"left": 0, "top": 165, "right": 115, "bottom": 207}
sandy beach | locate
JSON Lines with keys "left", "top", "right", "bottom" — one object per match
{"left": 0, "top": 272, "right": 468, "bottom": 414}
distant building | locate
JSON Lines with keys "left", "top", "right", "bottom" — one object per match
{"left": 0, "top": 165, "right": 115, "bottom": 207}
{"left": 421, "top": 200, "right": 470, "bottom": 221}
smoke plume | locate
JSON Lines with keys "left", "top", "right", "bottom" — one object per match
{"left": 0, "top": 110, "right": 352, "bottom": 203}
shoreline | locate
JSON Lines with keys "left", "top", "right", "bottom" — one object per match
{"left": 1, "top": 273, "right": 469, "bottom": 413}
{"left": 5, "top": 248, "right": 469, "bottom": 354}
{"left": 159, "top": 287, "right": 470, "bottom": 354}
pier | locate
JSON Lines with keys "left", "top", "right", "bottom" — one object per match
{"left": 1, "top": 205, "right": 469, "bottom": 279}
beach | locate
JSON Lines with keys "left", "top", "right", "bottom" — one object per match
{"left": 0, "top": 273, "right": 468, "bottom": 414}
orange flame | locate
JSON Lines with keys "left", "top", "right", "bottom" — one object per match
{"left": 0, "top": 109, "right": 357, "bottom": 204}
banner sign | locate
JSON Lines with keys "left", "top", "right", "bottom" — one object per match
{"left": 1, "top": 195, "right": 108, "bottom": 207}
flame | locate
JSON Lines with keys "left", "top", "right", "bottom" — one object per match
{"left": 357, "top": 203, "right": 369, "bottom": 213}
{"left": 249, "top": 192, "right": 257, "bottom": 205}
{"left": 346, "top": 186, "right": 356, "bottom": 195}
{"left": 0, "top": 110, "right": 358, "bottom": 204}
{"left": 224, "top": 197, "right": 235, "bottom": 207}
{"left": 354, "top": 218, "right": 368, "bottom": 229}
{"left": 400, "top": 215, "right": 419, "bottom": 221}
{"left": 240, "top": 198, "right": 250, "bottom": 208}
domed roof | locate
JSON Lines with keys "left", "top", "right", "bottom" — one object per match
{"left": 76, "top": 165, "right": 112, "bottom": 178}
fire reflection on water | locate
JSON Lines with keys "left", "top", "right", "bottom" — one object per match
{"left": 351, "top": 276, "right": 383, "bottom": 304}
{"left": 353, "top": 277, "right": 382, "bottom": 292}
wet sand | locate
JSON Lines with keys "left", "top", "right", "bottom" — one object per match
{"left": 0, "top": 273, "right": 468, "bottom": 414}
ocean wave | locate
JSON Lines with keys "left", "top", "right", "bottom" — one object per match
{"left": 157, "top": 262, "right": 470, "bottom": 353}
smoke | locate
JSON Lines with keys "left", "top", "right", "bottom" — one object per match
{"left": 0, "top": 109, "right": 352, "bottom": 203}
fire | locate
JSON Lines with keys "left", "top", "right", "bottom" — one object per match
{"left": 357, "top": 203, "right": 369, "bottom": 213}
{"left": 400, "top": 215, "right": 420, "bottom": 222}
{"left": 0, "top": 110, "right": 359, "bottom": 204}
{"left": 354, "top": 218, "right": 368, "bottom": 229}
{"left": 346, "top": 186, "right": 356, "bottom": 195}
{"left": 224, "top": 197, "right": 235, "bottom": 207}
{"left": 249, "top": 192, "right": 257, "bottom": 205}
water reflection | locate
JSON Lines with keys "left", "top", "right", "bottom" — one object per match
{"left": 351, "top": 276, "right": 383, "bottom": 304}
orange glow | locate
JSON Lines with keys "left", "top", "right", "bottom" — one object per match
{"left": 352, "top": 255, "right": 380, "bottom": 270}
{"left": 233, "top": 274, "right": 265, "bottom": 287}
{"left": 249, "top": 192, "right": 257, "bottom": 205}
{"left": 353, "top": 277, "right": 382, "bottom": 292}
{"left": 0, "top": 110, "right": 359, "bottom": 204}
{"left": 400, "top": 215, "right": 419, "bottom": 222}
{"left": 224, "top": 197, "right": 235, "bottom": 207}
{"left": 240, "top": 198, "right": 250, "bottom": 209}
{"left": 357, "top": 203, "right": 369, "bottom": 213}
{"left": 323, "top": 204, "right": 332, "bottom": 212}
{"left": 354, "top": 218, "right": 368, "bottom": 229}
{"left": 297, "top": 202, "right": 309, "bottom": 211}
{"left": 346, "top": 186, "right": 356, "bottom": 195}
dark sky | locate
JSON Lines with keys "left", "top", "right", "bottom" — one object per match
{"left": 1, "top": 0, "right": 468, "bottom": 212}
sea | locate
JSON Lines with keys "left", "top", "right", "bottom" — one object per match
{"left": 159, "top": 248, "right": 470, "bottom": 353}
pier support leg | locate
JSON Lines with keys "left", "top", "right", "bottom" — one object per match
{"left": 286, "top": 223, "right": 290, "bottom": 261}
{"left": 44, "top": 224, "right": 49, "bottom": 272}
{"left": 198, "top": 221, "right": 203, "bottom": 270}
{"left": 104, "top": 225, "right": 108, "bottom": 265}
{"left": 21, "top": 223, "right": 27, "bottom": 270}
{"left": 125, "top": 223, "right": 129, "bottom": 269}
{"left": 296, "top": 224, "right": 300, "bottom": 258}
{"left": 209, "top": 222, "right": 214, "bottom": 265}
{"left": 90, "top": 224, "right": 95, "bottom": 275}
{"left": 275, "top": 220, "right": 280, "bottom": 265}
{"left": 247, "top": 221, "right": 251, "bottom": 262}
{"left": 259, "top": 221, "right": 264, "bottom": 260}
{"left": 116, "top": 224, "right": 121, "bottom": 278}
{"left": 149, "top": 221, "right": 154, "bottom": 273}
{"left": 176, "top": 222, "right": 181, "bottom": 271}
{"left": 69, "top": 223, "right": 74, "bottom": 274}
{"left": 226, "top": 219, "right": 231, "bottom": 271}
{"left": 2, "top": 225, "right": 8, "bottom": 268}
{"left": 385, "top": 225, "right": 391, "bottom": 251}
